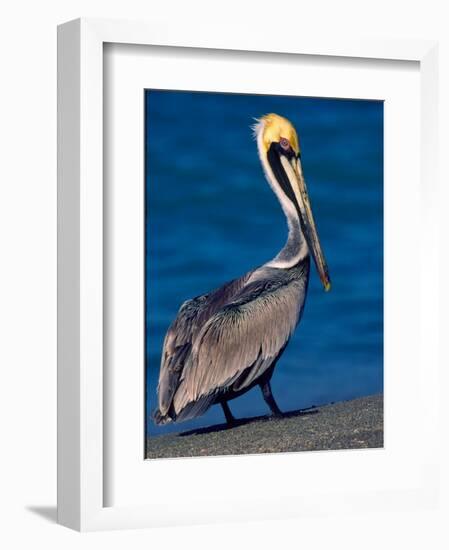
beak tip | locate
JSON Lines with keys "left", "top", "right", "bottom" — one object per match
{"left": 324, "top": 280, "right": 331, "bottom": 292}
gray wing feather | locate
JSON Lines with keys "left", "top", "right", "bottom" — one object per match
{"left": 157, "top": 298, "right": 202, "bottom": 415}
{"left": 172, "top": 276, "right": 307, "bottom": 414}
{"left": 157, "top": 273, "right": 252, "bottom": 415}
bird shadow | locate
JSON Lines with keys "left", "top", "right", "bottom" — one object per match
{"left": 178, "top": 406, "right": 320, "bottom": 437}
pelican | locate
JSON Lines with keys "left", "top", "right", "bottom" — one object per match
{"left": 153, "top": 113, "right": 330, "bottom": 426}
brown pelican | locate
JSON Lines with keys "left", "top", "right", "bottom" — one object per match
{"left": 153, "top": 113, "right": 330, "bottom": 426}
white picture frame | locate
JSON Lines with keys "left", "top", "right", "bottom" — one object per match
{"left": 57, "top": 17, "right": 439, "bottom": 531}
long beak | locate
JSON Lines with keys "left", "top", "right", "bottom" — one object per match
{"left": 280, "top": 155, "right": 331, "bottom": 291}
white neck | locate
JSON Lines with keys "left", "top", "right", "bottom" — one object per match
{"left": 254, "top": 121, "right": 308, "bottom": 269}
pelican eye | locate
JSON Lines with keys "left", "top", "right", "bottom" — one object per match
{"left": 279, "top": 137, "right": 290, "bottom": 150}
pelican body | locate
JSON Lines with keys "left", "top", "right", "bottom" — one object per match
{"left": 153, "top": 114, "right": 330, "bottom": 426}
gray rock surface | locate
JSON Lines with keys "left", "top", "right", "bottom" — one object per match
{"left": 146, "top": 394, "right": 383, "bottom": 459}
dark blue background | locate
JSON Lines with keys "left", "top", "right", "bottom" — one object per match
{"left": 145, "top": 90, "right": 383, "bottom": 437}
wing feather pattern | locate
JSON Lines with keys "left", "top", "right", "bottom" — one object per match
{"left": 155, "top": 261, "right": 309, "bottom": 424}
{"left": 172, "top": 275, "right": 308, "bottom": 416}
{"left": 156, "top": 273, "right": 251, "bottom": 417}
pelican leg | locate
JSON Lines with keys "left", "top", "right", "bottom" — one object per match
{"left": 221, "top": 401, "right": 237, "bottom": 426}
{"left": 260, "top": 380, "right": 283, "bottom": 418}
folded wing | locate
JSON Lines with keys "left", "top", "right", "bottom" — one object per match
{"left": 156, "top": 272, "right": 252, "bottom": 417}
{"left": 172, "top": 275, "right": 307, "bottom": 418}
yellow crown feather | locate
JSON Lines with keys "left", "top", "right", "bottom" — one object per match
{"left": 255, "top": 113, "right": 300, "bottom": 155}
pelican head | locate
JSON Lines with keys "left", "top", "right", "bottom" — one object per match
{"left": 254, "top": 113, "right": 331, "bottom": 291}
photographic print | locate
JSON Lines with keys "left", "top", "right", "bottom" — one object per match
{"left": 145, "top": 90, "right": 383, "bottom": 459}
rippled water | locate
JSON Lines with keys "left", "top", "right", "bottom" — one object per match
{"left": 145, "top": 90, "right": 383, "bottom": 437}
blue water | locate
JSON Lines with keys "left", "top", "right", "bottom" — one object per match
{"left": 145, "top": 90, "right": 383, "bottom": 437}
